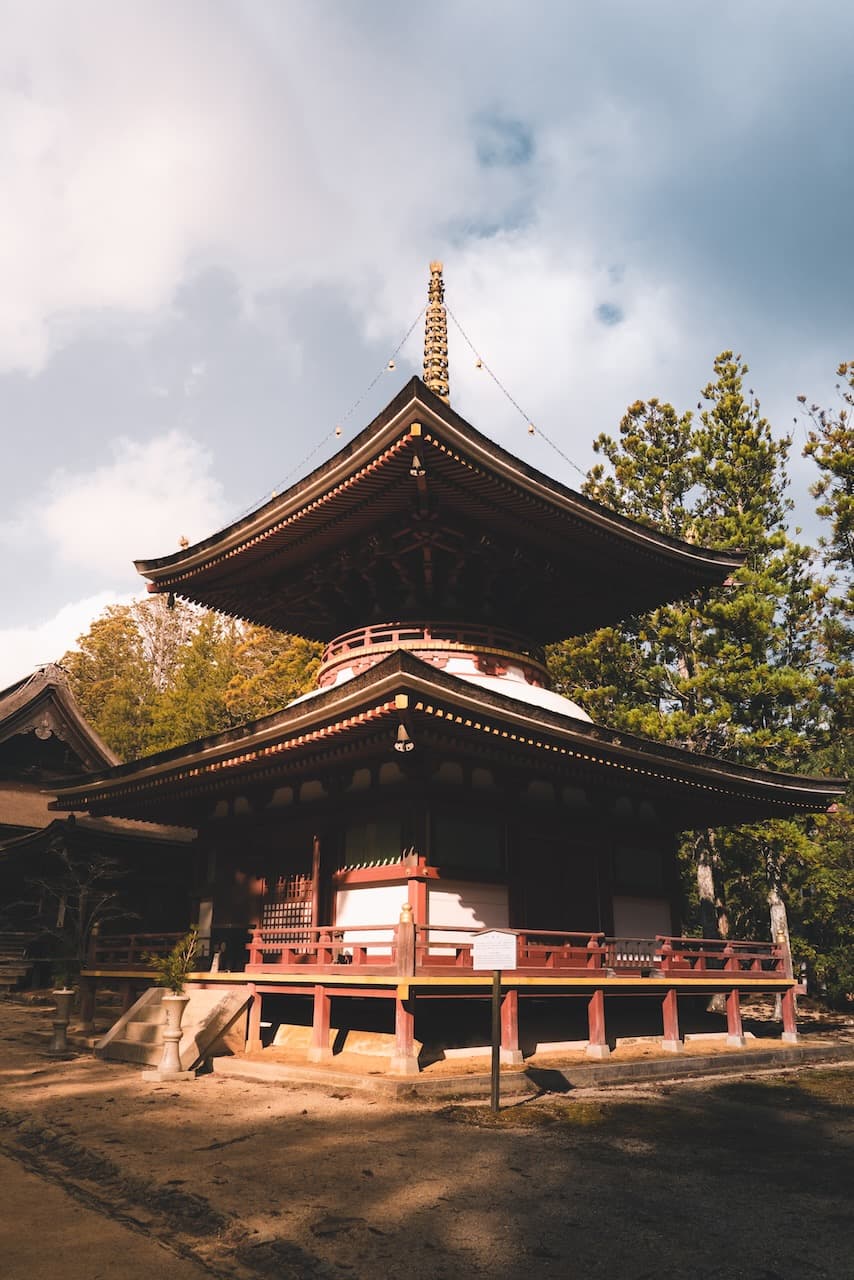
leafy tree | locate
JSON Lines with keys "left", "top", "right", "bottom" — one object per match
{"left": 62, "top": 604, "right": 157, "bottom": 760}
{"left": 225, "top": 627, "right": 322, "bottom": 723}
{"left": 22, "top": 838, "right": 138, "bottom": 986}
{"left": 63, "top": 600, "right": 322, "bottom": 758}
{"left": 148, "top": 612, "right": 244, "bottom": 749}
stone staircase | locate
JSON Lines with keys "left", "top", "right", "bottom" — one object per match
{"left": 95, "top": 987, "right": 251, "bottom": 1071}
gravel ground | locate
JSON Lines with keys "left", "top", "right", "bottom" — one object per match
{"left": 0, "top": 999, "right": 852, "bottom": 1279}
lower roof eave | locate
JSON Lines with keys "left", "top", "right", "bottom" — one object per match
{"left": 49, "top": 651, "right": 846, "bottom": 821}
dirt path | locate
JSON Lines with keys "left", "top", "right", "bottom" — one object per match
{"left": 1, "top": 1001, "right": 852, "bottom": 1279}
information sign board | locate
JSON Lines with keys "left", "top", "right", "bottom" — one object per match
{"left": 472, "top": 929, "right": 517, "bottom": 971}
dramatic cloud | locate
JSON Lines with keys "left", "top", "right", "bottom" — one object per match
{"left": 39, "top": 431, "right": 226, "bottom": 575}
{"left": 0, "top": 591, "right": 136, "bottom": 688}
{"left": 0, "top": 0, "right": 850, "bottom": 676}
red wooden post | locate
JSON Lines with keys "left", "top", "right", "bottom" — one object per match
{"left": 500, "top": 989, "right": 523, "bottom": 1065}
{"left": 586, "top": 988, "right": 610, "bottom": 1059}
{"left": 781, "top": 987, "right": 799, "bottom": 1043}
{"left": 661, "top": 989, "right": 683, "bottom": 1052}
{"left": 310, "top": 835, "right": 321, "bottom": 930}
{"left": 390, "top": 987, "right": 419, "bottom": 1075}
{"left": 308, "top": 985, "right": 332, "bottom": 1062}
{"left": 658, "top": 938, "right": 673, "bottom": 972}
{"left": 726, "top": 988, "right": 746, "bottom": 1047}
{"left": 247, "top": 928, "right": 262, "bottom": 967}
{"left": 246, "top": 984, "right": 262, "bottom": 1053}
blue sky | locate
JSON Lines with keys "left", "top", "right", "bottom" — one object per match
{"left": 1, "top": 0, "right": 851, "bottom": 683}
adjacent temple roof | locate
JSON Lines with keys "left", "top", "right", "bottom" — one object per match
{"left": 50, "top": 651, "right": 845, "bottom": 830}
{"left": 0, "top": 665, "right": 118, "bottom": 775}
{"left": 135, "top": 377, "right": 742, "bottom": 642}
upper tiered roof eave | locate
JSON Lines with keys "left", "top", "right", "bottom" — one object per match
{"left": 137, "top": 377, "right": 740, "bottom": 582}
{"left": 134, "top": 378, "right": 744, "bottom": 640}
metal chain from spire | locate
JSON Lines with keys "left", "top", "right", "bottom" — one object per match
{"left": 423, "top": 260, "right": 450, "bottom": 403}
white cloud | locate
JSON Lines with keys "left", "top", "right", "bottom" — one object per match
{"left": 40, "top": 431, "right": 226, "bottom": 575}
{"left": 0, "top": 591, "right": 136, "bottom": 687}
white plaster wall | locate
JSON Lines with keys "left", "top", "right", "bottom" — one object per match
{"left": 334, "top": 882, "right": 408, "bottom": 953}
{"left": 427, "top": 881, "right": 509, "bottom": 955}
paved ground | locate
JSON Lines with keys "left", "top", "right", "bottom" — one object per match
{"left": 0, "top": 1152, "right": 212, "bottom": 1280}
{"left": 1, "top": 1000, "right": 853, "bottom": 1279}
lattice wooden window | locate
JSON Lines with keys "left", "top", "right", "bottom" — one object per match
{"left": 261, "top": 874, "right": 312, "bottom": 931}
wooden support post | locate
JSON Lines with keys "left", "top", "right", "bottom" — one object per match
{"left": 310, "top": 835, "right": 321, "bottom": 930}
{"left": 586, "top": 988, "right": 610, "bottom": 1059}
{"left": 661, "top": 989, "right": 683, "bottom": 1053}
{"left": 308, "top": 985, "right": 332, "bottom": 1062}
{"left": 500, "top": 988, "right": 523, "bottom": 1065}
{"left": 246, "top": 984, "right": 262, "bottom": 1053}
{"left": 119, "top": 980, "right": 135, "bottom": 1016}
{"left": 726, "top": 989, "right": 746, "bottom": 1047}
{"left": 77, "top": 977, "right": 96, "bottom": 1034}
{"left": 390, "top": 987, "right": 419, "bottom": 1075}
{"left": 781, "top": 987, "right": 799, "bottom": 1043}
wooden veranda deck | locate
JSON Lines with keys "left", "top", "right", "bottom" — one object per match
{"left": 79, "top": 922, "right": 801, "bottom": 1074}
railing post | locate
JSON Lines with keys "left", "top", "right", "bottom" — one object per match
{"left": 396, "top": 903, "right": 415, "bottom": 977}
{"left": 586, "top": 989, "right": 610, "bottom": 1059}
{"left": 586, "top": 935, "right": 602, "bottom": 969}
{"left": 658, "top": 937, "right": 673, "bottom": 972}
{"left": 726, "top": 989, "right": 746, "bottom": 1047}
{"left": 247, "top": 928, "right": 262, "bottom": 967}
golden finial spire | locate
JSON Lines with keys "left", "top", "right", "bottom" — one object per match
{"left": 423, "top": 260, "right": 450, "bottom": 403}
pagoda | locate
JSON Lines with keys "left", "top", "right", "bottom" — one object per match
{"left": 55, "top": 264, "right": 844, "bottom": 1073}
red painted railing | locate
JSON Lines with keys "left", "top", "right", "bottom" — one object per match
{"left": 85, "top": 926, "right": 786, "bottom": 981}
{"left": 246, "top": 925, "right": 398, "bottom": 970}
{"left": 243, "top": 926, "right": 786, "bottom": 979}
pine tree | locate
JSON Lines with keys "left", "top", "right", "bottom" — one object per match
{"left": 549, "top": 353, "right": 828, "bottom": 957}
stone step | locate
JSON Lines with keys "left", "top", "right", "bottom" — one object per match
{"left": 103, "top": 1038, "right": 158, "bottom": 1066}
{"left": 96, "top": 987, "right": 252, "bottom": 1070}
{"left": 121, "top": 1022, "right": 163, "bottom": 1044}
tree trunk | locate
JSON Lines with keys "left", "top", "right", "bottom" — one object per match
{"left": 768, "top": 877, "right": 795, "bottom": 1021}
{"left": 695, "top": 828, "right": 729, "bottom": 1014}
{"left": 694, "top": 828, "right": 729, "bottom": 939}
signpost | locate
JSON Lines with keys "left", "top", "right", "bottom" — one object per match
{"left": 472, "top": 929, "right": 518, "bottom": 1113}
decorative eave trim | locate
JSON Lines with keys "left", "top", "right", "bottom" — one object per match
{"left": 135, "top": 379, "right": 742, "bottom": 592}
{"left": 50, "top": 652, "right": 845, "bottom": 815}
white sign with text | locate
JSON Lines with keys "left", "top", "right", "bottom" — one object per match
{"left": 472, "top": 929, "right": 518, "bottom": 971}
